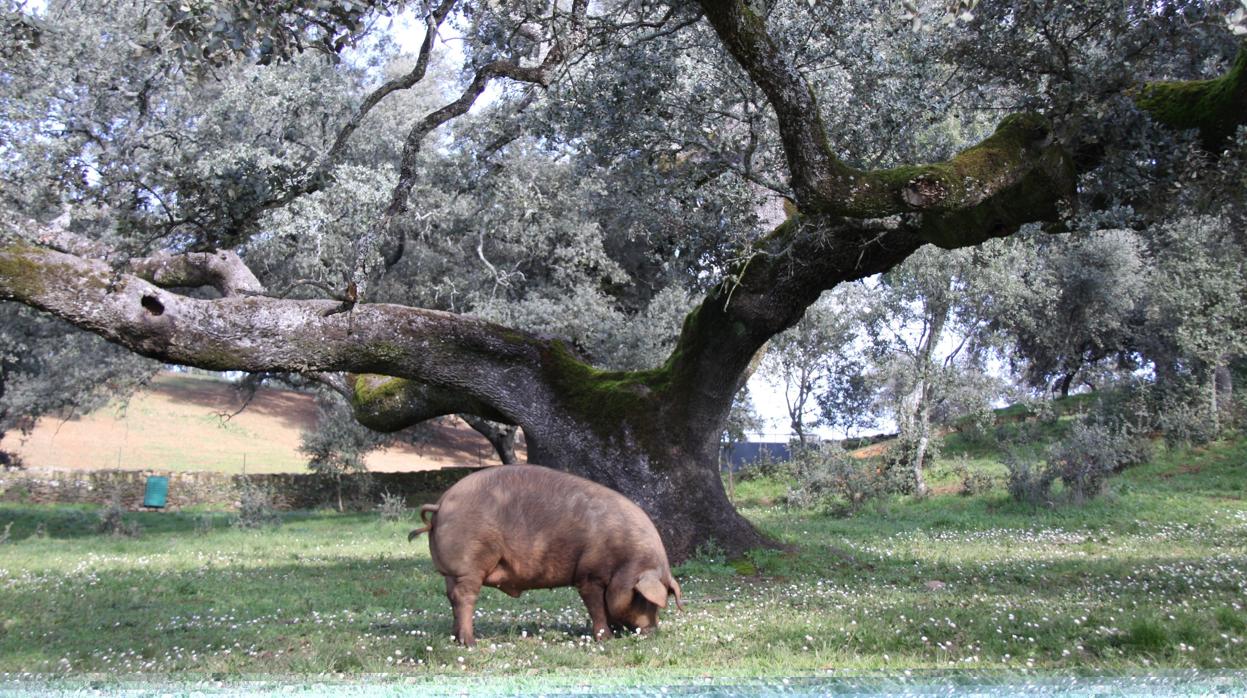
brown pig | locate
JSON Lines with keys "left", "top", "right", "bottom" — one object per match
{"left": 409, "top": 464, "right": 683, "bottom": 646}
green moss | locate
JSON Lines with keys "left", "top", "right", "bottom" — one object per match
{"left": 543, "top": 341, "right": 675, "bottom": 444}
{"left": 353, "top": 374, "right": 411, "bottom": 408}
{"left": 348, "top": 375, "right": 425, "bottom": 433}
{"left": 0, "top": 244, "right": 48, "bottom": 298}
{"left": 843, "top": 113, "right": 1053, "bottom": 219}
{"left": 367, "top": 340, "right": 408, "bottom": 365}
{"left": 1136, "top": 43, "right": 1247, "bottom": 150}
{"left": 919, "top": 142, "right": 1073, "bottom": 249}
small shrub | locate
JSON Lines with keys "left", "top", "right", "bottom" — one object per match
{"left": 785, "top": 442, "right": 889, "bottom": 516}
{"left": 1046, "top": 423, "right": 1119, "bottom": 502}
{"left": 1155, "top": 400, "right": 1218, "bottom": 449}
{"left": 234, "top": 479, "right": 280, "bottom": 530}
{"left": 880, "top": 432, "right": 941, "bottom": 496}
{"left": 0, "top": 451, "right": 25, "bottom": 471}
{"left": 951, "top": 458, "right": 995, "bottom": 496}
{"left": 1004, "top": 447, "right": 1053, "bottom": 506}
{"left": 0, "top": 521, "right": 11, "bottom": 544}
{"left": 97, "top": 493, "right": 142, "bottom": 538}
{"left": 1047, "top": 421, "right": 1152, "bottom": 503}
{"left": 377, "top": 490, "right": 408, "bottom": 522}
{"left": 194, "top": 514, "right": 215, "bottom": 536}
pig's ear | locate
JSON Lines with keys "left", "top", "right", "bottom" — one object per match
{"left": 635, "top": 571, "right": 668, "bottom": 608}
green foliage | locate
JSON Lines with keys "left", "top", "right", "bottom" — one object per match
{"left": 1046, "top": 422, "right": 1149, "bottom": 503}
{"left": 784, "top": 443, "right": 892, "bottom": 516}
{"left": 1003, "top": 446, "right": 1054, "bottom": 506}
{"left": 998, "top": 413, "right": 1152, "bottom": 506}
{"left": 233, "top": 479, "right": 280, "bottom": 530}
{"left": 881, "top": 431, "right": 944, "bottom": 496}
{"left": 300, "top": 391, "right": 390, "bottom": 479}
{"left": 0, "top": 305, "right": 156, "bottom": 461}
{"left": 159, "top": 0, "right": 395, "bottom": 69}
{"left": 762, "top": 294, "right": 868, "bottom": 444}
{"left": 951, "top": 457, "right": 995, "bottom": 496}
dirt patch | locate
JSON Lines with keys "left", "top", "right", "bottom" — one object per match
{"left": 1, "top": 372, "right": 523, "bottom": 473}
{"left": 1159, "top": 463, "right": 1203, "bottom": 479}
{"left": 850, "top": 442, "right": 889, "bottom": 459}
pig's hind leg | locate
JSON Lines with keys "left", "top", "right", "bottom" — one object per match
{"left": 445, "top": 573, "right": 484, "bottom": 646}
{"left": 576, "top": 581, "right": 611, "bottom": 640}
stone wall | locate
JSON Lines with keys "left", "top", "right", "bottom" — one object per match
{"left": 0, "top": 467, "right": 484, "bottom": 511}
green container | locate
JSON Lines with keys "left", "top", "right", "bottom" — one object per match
{"left": 143, "top": 475, "right": 169, "bottom": 509}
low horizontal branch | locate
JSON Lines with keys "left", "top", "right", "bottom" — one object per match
{"left": 0, "top": 242, "right": 543, "bottom": 425}
{"left": 350, "top": 374, "right": 513, "bottom": 431}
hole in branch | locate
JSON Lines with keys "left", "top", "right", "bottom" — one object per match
{"left": 140, "top": 294, "right": 165, "bottom": 316}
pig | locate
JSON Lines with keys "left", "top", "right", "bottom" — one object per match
{"left": 409, "top": 464, "right": 683, "bottom": 646}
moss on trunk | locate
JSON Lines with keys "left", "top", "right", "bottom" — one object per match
{"left": 1136, "top": 42, "right": 1247, "bottom": 152}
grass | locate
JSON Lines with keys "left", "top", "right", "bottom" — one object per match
{"left": 0, "top": 436, "right": 1245, "bottom": 689}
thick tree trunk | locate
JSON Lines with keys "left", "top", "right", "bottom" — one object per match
{"left": 491, "top": 336, "right": 774, "bottom": 561}
{"left": 522, "top": 413, "right": 768, "bottom": 562}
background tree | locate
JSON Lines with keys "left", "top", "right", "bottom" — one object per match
{"left": 300, "top": 391, "right": 392, "bottom": 511}
{"left": 986, "top": 228, "right": 1149, "bottom": 397}
{"left": 863, "top": 247, "right": 1005, "bottom": 495}
{"left": 760, "top": 295, "right": 860, "bottom": 447}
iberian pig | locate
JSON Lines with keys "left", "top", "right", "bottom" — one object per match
{"left": 409, "top": 464, "right": 683, "bottom": 646}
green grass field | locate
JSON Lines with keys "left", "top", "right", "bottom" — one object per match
{"left": 0, "top": 433, "right": 1245, "bottom": 689}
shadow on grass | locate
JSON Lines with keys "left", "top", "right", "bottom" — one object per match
{"left": 0, "top": 503, "right": 384, "bottom": 541}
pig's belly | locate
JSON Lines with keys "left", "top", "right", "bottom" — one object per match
{"left": 483, "top": 555, "right": 578, "bottom": 597}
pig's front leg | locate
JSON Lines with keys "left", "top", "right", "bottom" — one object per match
{"left": 576, "top": 581, "right": 611, "bottom": 641}
{"left": 446, "top": 574, "right": 483, "bottom": 646}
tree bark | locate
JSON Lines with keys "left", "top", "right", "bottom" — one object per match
{"left": 1058, "top": 371, "right": 1076, "bottom": 398}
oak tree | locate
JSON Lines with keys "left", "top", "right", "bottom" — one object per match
{"left": 1, "top": 0, "right": 1243, "bottom": 558}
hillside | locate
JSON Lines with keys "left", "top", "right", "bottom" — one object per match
{"left": 0, "top": 372, "right": 520, "bottom": 473}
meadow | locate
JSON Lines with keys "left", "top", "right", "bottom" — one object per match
{"left": 0, "top": 434, "right": 1245, "bottom": 691}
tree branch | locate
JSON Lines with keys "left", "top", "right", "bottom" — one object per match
{"left": 385, "top": 0, "right": 590, "bottom": 217}
{"left": 24, "top": 219, "right": 264, "bottom": 297}
{"left": 702, "top": 2, "right": 1246, "bottom": 238}
{"left": 228, "top": 0, "right": 461, "bottom": 230}
{"left": 349, "top": 374, "right": 514, "bottom": 431}
{"left": 696, "top": 0, "right": 1076, "bottom": 238}
{"left": 0, "top": 235, "right": 547, "bottom": 429}
{"left": 460, "top": 413, "right": 520, "bottom": 464}
{"left": 1135, "top": 41, "right": 1247, "bottom": 153}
